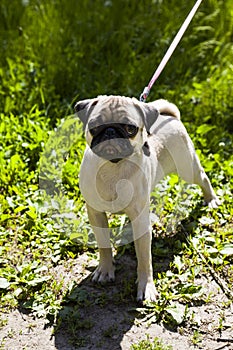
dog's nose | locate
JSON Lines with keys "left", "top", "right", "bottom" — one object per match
{"left": 104, "top": 127, "right": 117, "bottom": 139}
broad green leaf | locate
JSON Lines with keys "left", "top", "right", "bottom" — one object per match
{"left": 196, "top": 124, "right": 216, "bottom": 135}
{"left": 27, "top": 276, "right": 51, "bottom": 286}
{"left": 199, "top": 216, "right": 215, "bottom": 225}
{"left": 173, "top": 256, "right": 184, "bottom": 273}
{"left": 0, "top": 278, "right": 10, "bottom": 289}
{"left": 26, "top": 207, "right": 37, "bottom": 220}
{"left": 219, "top": 245, "right": 233, "bottom": 256}
{"left": 165, "top": 303, "right": 186, "bottom": 325}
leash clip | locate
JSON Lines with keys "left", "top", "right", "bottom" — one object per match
{"left": 140, "top": 86, "right": 150, "bottom": 102}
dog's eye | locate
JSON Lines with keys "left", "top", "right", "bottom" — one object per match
{"left": 124, "top": 125, "right": 138, "bottom": 137}
{"left": 89, "top": 127, "right": 99, "bottom": 136}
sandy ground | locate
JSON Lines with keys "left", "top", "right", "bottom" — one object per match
{"left": 1, "top": 253, "right": 233, "bottom": 350}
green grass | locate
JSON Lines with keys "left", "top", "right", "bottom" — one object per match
{"left": 0, "top": 0, "right": 232, "bottom": 348}
{"left": 131, "top": 335, "right": 173, "bottom": 350}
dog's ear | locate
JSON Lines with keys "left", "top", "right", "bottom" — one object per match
{"left": 133, "top": 98, "right": 159, "bottom": 134}
{"left": 142, "top": 104, "right": 159, "bottom": 134}
{"left": 74, "top": 98, "right": 99, "bottom": 126}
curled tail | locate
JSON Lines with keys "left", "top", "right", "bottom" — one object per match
{"left": 150, "top": 99, "right": 181, "bottom": 120}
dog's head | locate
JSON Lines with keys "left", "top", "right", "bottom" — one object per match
{"left": 75, "top": 95, "right": 159, "bottom": 163}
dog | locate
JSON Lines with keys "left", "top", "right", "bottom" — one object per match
{"left": 75, "top": 95, "right": 220, "bottom": 302}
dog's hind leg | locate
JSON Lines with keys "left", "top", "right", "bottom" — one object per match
{"left": 175, "top": 146, "right": 221, "bottom": 208}
{"left": 86, "top": 205, "right": 115, "bottom": 283}
{"left": 191, "top": 154, "right": 221, "bottom": 208}
{"left": 165, "top": 130, "right": 221, "bottom": 209}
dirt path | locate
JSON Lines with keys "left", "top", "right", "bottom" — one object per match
{"left": 1, "top": 253, "right": 233, "bottom": 350}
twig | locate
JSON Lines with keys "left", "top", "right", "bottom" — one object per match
{"left": 180, "top": 225, "right": 233, "bottom": 301}
{"left": 197, "top": 250, "right": 232, "bottom": 300}
{"left": 215, "top": 344, "right": 232, "bottom": 350}
{"left": 217, "top": 337, "right": 233, "bottom": 343}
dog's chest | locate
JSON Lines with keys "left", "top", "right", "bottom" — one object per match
{"left": 79, "top": 155, "right": 147, "bottom": 213}
{"left": 95, "top": 161, "right": 139, "bottom": 206}
{"left": 96, "top": 166, "right": 127, "bottom": 202}
{"left": 97, "top": 173, "right": 117, "bottom": 201}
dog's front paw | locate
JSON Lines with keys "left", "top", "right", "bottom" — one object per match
{"left": 137, "top": 281, "right": 158, "bottom": 303}
{"left": 92, "top": 264, "right": 115, "bottom": 283}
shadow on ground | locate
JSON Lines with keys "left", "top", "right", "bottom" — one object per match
{"left": 53, "top": 229, "right": 184, "bottom": 350}
{"left": 54, "top": 251, "right": 138, "bottom": 350}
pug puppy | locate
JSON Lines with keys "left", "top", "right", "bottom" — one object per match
{"left": 75, "top": 95, "right": 220, "bottom": 302}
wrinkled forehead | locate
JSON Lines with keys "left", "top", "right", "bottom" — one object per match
{"left": 89, "top": 97, "right": 143, "bottom": 126}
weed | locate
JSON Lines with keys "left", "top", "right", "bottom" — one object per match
{"left": 191, "top": 329, "right": 202, "bottom": 346}
{"left": 103, "top": 325, "right": 118, "bottom": 338}
{"left": 131, "top": 334, "right": 173, "bottom": 350}
{"left": 0, "top": 317, "right": 8, "bottom": 330}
